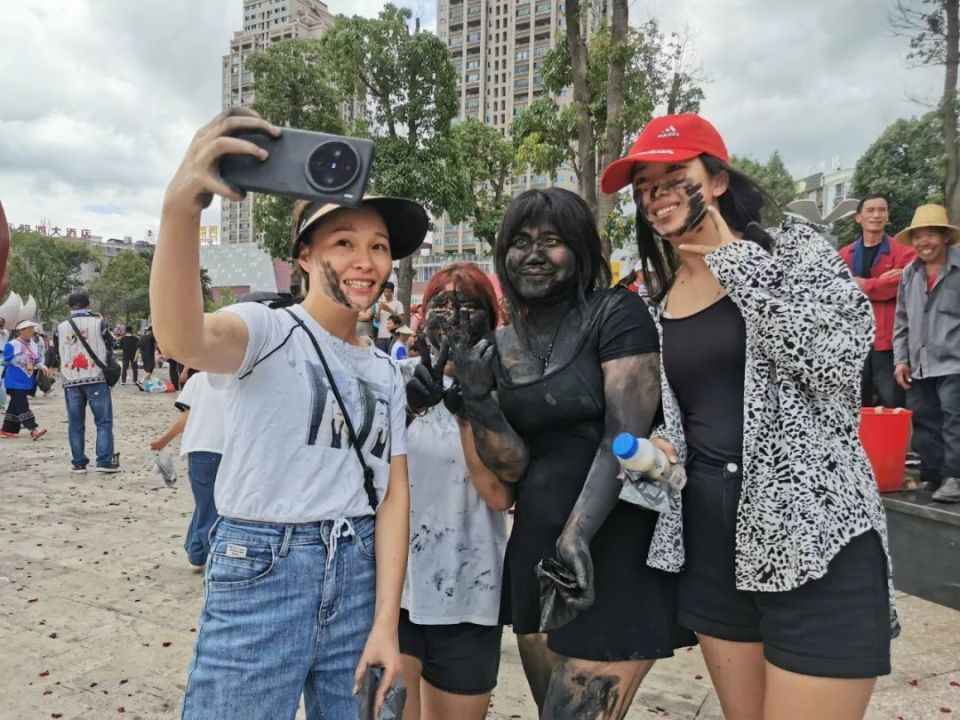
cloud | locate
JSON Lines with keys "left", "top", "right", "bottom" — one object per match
{"left": 0, "top": 0, "right": 947, "bottom": 246}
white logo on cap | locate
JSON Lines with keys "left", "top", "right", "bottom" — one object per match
{"left": 657, "top": 125, "right": 680, "bottom": 139}
{"left": 636, "top": 149, "right": 676, "bottom": 156}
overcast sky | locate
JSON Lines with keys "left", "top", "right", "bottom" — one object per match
{"left": 0, "top": 0, "right": 944, "bottom": 243}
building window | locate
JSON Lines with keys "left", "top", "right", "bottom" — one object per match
{"left": 515, "top": 49, "right": 529, "bottom": 61}
{"left": 516, "top": 4, "right": 530, "bottom": 16}
{"left": 466, "top": 58, "right": 480, "bottom": 69}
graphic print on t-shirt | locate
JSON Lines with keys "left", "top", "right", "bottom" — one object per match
{"left": 303, "top": 360, "right": 392, "bottom": 462}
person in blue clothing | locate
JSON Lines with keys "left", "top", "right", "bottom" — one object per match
{"left": 2, "top": 320, "right": 50, "bottom": 440}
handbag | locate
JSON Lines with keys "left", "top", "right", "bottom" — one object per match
{"left": 281, "top": 308, "right": 380, "bottom": 512}
{"left": 68, "top": 318, "right": 121, "bottom": 387}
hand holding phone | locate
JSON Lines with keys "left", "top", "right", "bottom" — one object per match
{"left": 219, "top": 127, "right": 375, "bottom": 207}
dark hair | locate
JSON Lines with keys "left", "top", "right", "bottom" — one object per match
{"left": 68, "top": 290, "right": 90, "bottom": 309}
{"left": 856, "top": 194, "right": 889, "bottom": 214}
{"left": 383, "top": 281, "right": 395, "bottom": 291}
{"left": 125, "top": 325, "right": 133, "bottom": 333}
{"left": 635, "top": 155, "right": 775, "bottom": 304}
{"left": 387, "top": 314, "right": 402, "bottom": 326}
{"left": 495, "top": 188, "right": 611, "bottom": 319}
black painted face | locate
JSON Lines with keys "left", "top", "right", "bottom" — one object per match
{"left": 505, "top": 221, "right": 577, "bottom": 304}
{"left": 424, "top": 286, "right": 488, "bottom": 348}
{"left": 631, "top": 158, "right": 720, "bottom": 241}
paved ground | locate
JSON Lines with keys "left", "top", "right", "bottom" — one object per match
{"left": 1, "top": 385, "right": 959, "bottom": 719}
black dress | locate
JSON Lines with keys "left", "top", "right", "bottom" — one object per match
{"left": 496, "top": 287, "right": 691, "bottom": 661}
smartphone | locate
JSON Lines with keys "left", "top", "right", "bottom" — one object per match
{"left": 219, "top": 127, "right": 375, "bottom": 207}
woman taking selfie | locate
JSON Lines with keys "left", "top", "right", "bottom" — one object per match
{"left": 399, "top": 262, "right": 512, "bottom": 720}
{"left": 454, "top": 188, "right": 688, "bottom": 719}
{"left": 600, "top": 113, "right": 897, "bottom": 720}
{"left": 151, "top": 108, "right": 425, "bottom": 720}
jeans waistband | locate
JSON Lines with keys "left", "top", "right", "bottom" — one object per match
{"left": 214, "top": 515, "right": 374, "bottom": 546}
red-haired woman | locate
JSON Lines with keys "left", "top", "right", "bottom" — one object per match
{"left": 400, "top": 262, "right": 514, "bottom": 720}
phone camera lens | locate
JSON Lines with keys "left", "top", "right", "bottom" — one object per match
{"left": 307, "top": 141, "right": 360, "bottom": 192}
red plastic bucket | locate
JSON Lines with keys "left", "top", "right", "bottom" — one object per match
{"left": 859, "top": 408, "right": 913, "bottom": 493}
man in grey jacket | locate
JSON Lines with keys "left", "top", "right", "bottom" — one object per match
{"left": 893, "top": 204, "right": 960, "bottom": 502}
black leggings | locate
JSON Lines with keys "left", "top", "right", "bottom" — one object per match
{"left": 3, "top": 389, "right": 38, "bottom": 433}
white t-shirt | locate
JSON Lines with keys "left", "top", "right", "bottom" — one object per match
{"left": 377, "top": 298, "right": 404, "bottom": 338}
{"left": 175, "top": 372, "right": 227, "bottom": 456}
{"left": 211, "top": 303, "right": 407, "bottom": 523}
{"left": 400, "top": 361, "right": 508, "bottom": 626}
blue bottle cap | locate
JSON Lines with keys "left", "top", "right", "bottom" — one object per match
{"left": 612, "top": 433, "right": 639, "bottom": 459}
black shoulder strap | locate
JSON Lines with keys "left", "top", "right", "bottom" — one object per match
{"left": 281, "top": 308, "right": 379, "bottom": 512}
{"left": 68, "top": 318, "right": 108, "bottom": 373}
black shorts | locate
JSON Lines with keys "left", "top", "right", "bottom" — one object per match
{"left": 398, "top": 609, "right": 502, "bottom": 695}
{"left": 679, "top": 456, "right": 891, "bottom": 679}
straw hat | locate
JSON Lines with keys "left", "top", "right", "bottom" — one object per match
{"left": 395, "top": 325, "right": 414, "bottom": 336}
{"left": 894, "top": 204, "right": 959, "bottom": 246}
{"left": 14, "top": 320, "right": 39, "bottom": 331}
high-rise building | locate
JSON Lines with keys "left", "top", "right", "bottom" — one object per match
{"left": 415, "top": 0, "right": 604, "bottom": 286}
{"left": 220, "top": 0, "right": 336, "bottom": 244}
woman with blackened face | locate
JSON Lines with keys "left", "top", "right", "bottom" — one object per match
{"left": 399, "top": 263, "right": 513, "bottom": 720}
{"left": 601, "top": 114, "right": 896, "bottom": 720}
{"left": 151, "top": 108, "right": 428, "bottom": 719}
{"left": 452, "top": 187, "right": 690, "bottom": 719}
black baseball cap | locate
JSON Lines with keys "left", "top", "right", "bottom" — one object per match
{"left": 292, "top": 196, "right": 429, "bottom": 261}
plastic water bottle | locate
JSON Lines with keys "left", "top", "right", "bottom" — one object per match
{"left": 612, "top": 433, "right": 686, "bottom": 491}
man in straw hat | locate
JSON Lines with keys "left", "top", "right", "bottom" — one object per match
{"left": 839, "top": 194, "right": 916, "bottom": 409}
{"left": 892, "top": 204, "right": 960, "bottom": 502}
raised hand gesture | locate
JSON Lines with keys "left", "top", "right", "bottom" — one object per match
{"left": 448, "top": 305, "right": 496, "bottom": 399}
{"left": 406, "top": 337, "right": 449, "bottom": 414}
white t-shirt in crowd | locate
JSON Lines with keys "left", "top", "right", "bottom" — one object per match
{"left": 211, "top": 303, "right": 407, "bottom": 523}
{"left": 175, "top": 372, "right": 227, "bottom": 456}
{"left": 377, "top": 298, "right": 404, "bottom": 338}
{"left": 400, "top": 361, "right": 508, "bottom": 626}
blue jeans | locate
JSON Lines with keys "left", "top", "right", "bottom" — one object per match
{"left": 64, "top": 383, "right": 115, "bottom": 467}
{"left": 181, "top": 515, "right": 377, "bottom": 720}
{"left": 184, "top": 452, "right": 221, "bottom": 566}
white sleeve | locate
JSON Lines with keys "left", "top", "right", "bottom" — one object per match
{"left": 389, "top": 363, "right": 408, "bottom": 458}
{"left": 176, "top": 373, "right": 198, "bottom": 409}
{"left": 209, "top": 303, "right": 281, "bottom": 386}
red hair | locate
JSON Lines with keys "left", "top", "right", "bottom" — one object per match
{"left": 422, "top": 262, "right": 499, "bottom": 331}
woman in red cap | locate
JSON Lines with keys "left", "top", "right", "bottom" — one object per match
{"left": 601, "top": 114, "right": 898, "bottom": 720}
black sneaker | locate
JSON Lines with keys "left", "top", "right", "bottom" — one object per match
{"left": 95, "top": 462, "right": 121, "bottom": 474}
{"left": 71, "top": 464, "right": 88, "bottom": 474}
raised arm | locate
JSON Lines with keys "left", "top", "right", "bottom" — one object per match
{"left": 150, "top": 109, "right": 280, "bottom": 374}
{"left": 554, "top": 352, "right": 661, "bottom": 611}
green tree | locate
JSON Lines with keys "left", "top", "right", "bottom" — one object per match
{"left": 7, "top": 229, "right": 93, "bottom": 320}
{"left": 90, "top": 249, "right": 152, "bottom": 324}
{"left": 446, "top": 119, "right": 516, "bottom": 246}
{"left": 891, "top": 0, "right": 960, "bottom": 221}
{"left": 730, "top": 151, "right": 796, "bottom": 227}
{"left": 246, "top": 38, "right": 349, "bottom": 260}
{"left": 320, "top": 4, "right": 460, "bottom": 316}
{"left": 512, "top": 12, "right": 703, "bottom": 257}
{"left": 851, "top": 113, "right": 946, "bottom": 239}
{"left": 212, "top": 286, "right": 237, "bottom": 310}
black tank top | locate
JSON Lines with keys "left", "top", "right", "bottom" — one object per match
{"left": 661, "top": 295, "right": 746, "bottom": 461}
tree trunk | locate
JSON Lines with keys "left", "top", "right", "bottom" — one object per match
{"left": 397, "top": 255, "right": 415, "bottom": 323}
{"left": 564, "top": 0, "right": 597, "bottom": 220}
{"left": 596, "top": 0, "right": 628, "bottom": 260}
{"left": 943, "top": 0, "right": 960, "bottom": 221}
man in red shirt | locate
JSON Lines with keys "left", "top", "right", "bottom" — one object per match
{"left": 839, "top": 194, "right": 916, "bottom": 407}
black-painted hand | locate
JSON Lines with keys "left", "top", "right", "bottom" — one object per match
{"left": 554, "top": 529, "right": 595, "bottom": 611}
{"left": 442, "top": 380, "right": 464, "bottom": 416}
{"left": 449, "top": 306, "right": 496, "bottom": 398}
{"left": 406, "top": 338, "right": 448, "bottom": 413}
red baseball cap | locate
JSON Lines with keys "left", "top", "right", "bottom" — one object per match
{"left": 600, "top": 114, "right": 730, "bottom": 194}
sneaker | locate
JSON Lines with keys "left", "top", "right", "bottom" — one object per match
{"left": 30, "top": 428, "right": 48, "bottom": 441}
{"left": 95, "top": 462, "right": 121, "bottom": 474}
{"left": 0, "top": 431, "right": 19, "bottom": 439}
{"left": 932, "top": 477, "right": 960, "bottom": 504}
{"left": 72, "top": 464, "right": 88, "bottom": 474}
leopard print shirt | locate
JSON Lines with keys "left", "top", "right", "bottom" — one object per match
{"left": 645, "top": 218, "right": 900, "bottom": 636}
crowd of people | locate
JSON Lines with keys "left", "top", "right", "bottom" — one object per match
{"left": 1, "top": 108, "right": 959, "bottom": 720}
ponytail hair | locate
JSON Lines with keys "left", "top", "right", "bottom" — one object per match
{"left": 636, "top": 154, "right": 777, "bottom": 304}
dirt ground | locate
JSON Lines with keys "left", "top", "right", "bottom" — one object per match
{"left": 1, "top": 385, "right": 958, "bottom": 719}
